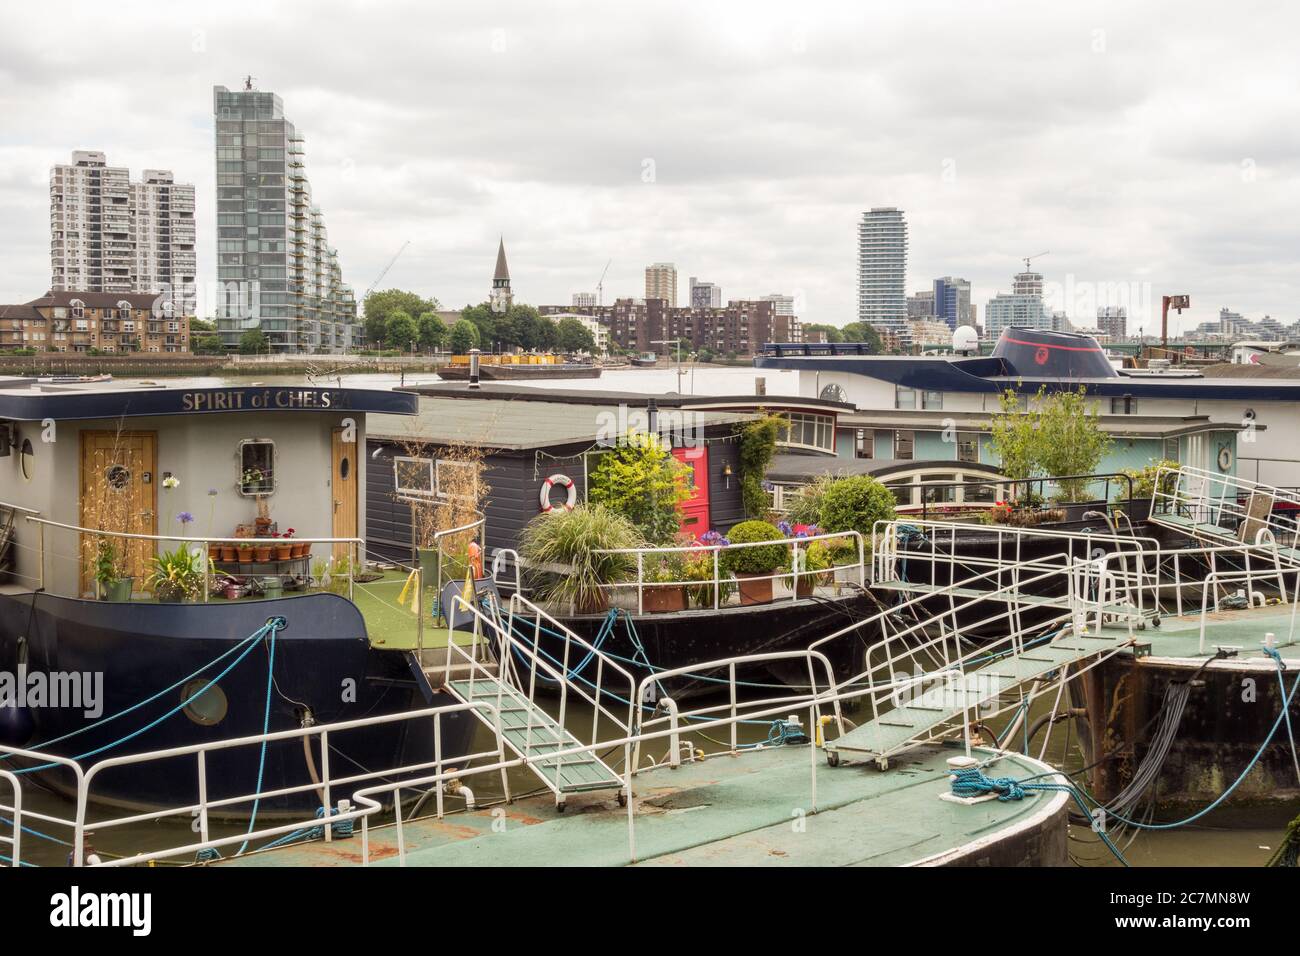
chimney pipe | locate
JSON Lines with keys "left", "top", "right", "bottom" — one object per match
{"left": 468, "top": 348, "right": 481, "bottom": 389}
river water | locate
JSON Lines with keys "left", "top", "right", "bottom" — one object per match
{"left": 4, "top": 367, "right": 1292, "bottom": 867}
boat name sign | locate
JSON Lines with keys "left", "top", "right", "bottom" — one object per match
{"left": 181, "top": 388, "right": 350, "bottom": 412}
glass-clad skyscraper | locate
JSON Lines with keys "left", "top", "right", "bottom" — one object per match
{"left": 213, "top": 82, "right": 358, "bottom": 353}
{"left": 857, "top": 208, "right": 908, "bottom": 336}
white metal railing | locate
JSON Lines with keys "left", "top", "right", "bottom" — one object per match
{"left": 593, "top": 530, "right": 866, "bottom": 615}
{"left": 0, "top": 701, "right": 506, "bottom": 868}
{"left": 1151, "top": 464, "right": 1300, "bottom": 547}
{"left": 872, "top": 519, "right": 1159, "bottom": 617}
{"left": 21, "top": 513, "right": 364, "bottom": 602}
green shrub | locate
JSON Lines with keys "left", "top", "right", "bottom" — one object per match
{"left": 817, "top": 475, "right": 897, "bottom": 541}
{"left": 737, "top": 413, "right": 787, "bottom": 518}
{"left": 720, "top": 520, "right": 789, "bottom": 575}
{"left": 588, "top": 431, "right": 690, "bottom": 544}
{"left": 1121, "top": 459, "right": 1180, "bottom": 499}
{"left": 786, "top": 474, "right": 835, "bottom": 527}
{"left": 519, "top": 505, "right": 646, "bottom": 609}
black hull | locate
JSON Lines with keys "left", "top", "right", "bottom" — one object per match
{"left": 0, "top": 592, "right": 474, "bottom": 817}
{"left": 550, "top": 591, "right": 878, "bottom": 700}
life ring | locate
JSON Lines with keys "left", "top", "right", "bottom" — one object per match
{"left": 1217, "top": 446, "right": 1233, "bottom": 471}
{"left": 540, "top": 474, "right": 577, "bottom": 512}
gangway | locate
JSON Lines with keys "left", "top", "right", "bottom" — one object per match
{"left": 1148, "top": 464, "right": 1300, "bottom": 565}
{"left": 813, "top": 551, "right": 1142, "bottom": 769}
{"left": 436, "top": 591, "right": 633, "bottom": 809}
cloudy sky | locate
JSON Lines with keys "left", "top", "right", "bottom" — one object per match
{"left": 1, "top": 0, "right": 1297, "bottom": 333}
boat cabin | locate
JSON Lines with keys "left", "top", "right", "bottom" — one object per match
{"left": 0, "top": 379, "right": 415, "bottom": 598}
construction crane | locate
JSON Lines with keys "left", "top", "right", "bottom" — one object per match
{"left": 364, "top": 240, "right": 411, "bottom": 300}
{"left": 596, "top": 259, "right": 612, "bottom": 307}
{"left": 1021, "top": 250, "right": 1050, "bottom": 272}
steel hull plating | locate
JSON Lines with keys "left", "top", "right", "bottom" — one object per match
{"left": 0, "top": 592, "right": 473, "bottom": 816}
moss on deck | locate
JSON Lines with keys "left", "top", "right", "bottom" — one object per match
{"left": 352, "top": 568, "right": 474, "bottom": 651}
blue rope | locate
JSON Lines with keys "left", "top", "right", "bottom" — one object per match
{"left": 0, "top": 815, "right": 72, "bottom": 847}
{"left": 236, "top": 617, "right": 283, "bottom": 856}
{"left": 0, "top": 620, "right": 274, "bottom": 764}
{"left": 15, "top": 620, "right": 279, "bottom": 774}
{"left": 256, "top": 805, "right": 354, "bottom": 852}
{"left": 948, "top": 766, "right": 1130, "bottom": 866}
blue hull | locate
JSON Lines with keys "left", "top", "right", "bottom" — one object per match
{"left": 0, "top": 592, "right": 474, "bottom": 816}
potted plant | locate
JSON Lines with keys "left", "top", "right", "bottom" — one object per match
{"left": 642, "top": 551, "right": 688, "bottom": 613}
{"left": 253, "top": 539, "right": 273, "bottom": 562}
{"left": 682, "top": 544, "right": 735, "bottom": 609}
{"left": 237, "top": 542, "right": 254, "bottom": 564}
{"left": 283, "top": 528, "right": 308, "bottom": 558}
{"left": 93, "top": 536, "right": 133, "bottom": 602}
{"left": 147, "top": 543, "right": 209, "bottom": 603}
{"left": 273, "top": 533, "right": 293, "bottom": 561}
{"left": 793, "top": 538, "right": 834, "bottom": 598}
{"left": 220, "top": 541, "right": 239, "bottom": 562}
{"left": 720, "top": 520, "right": 790, "bottom": 606}
{"left": 519, "top": 504, "right": 646, "bottom": 614}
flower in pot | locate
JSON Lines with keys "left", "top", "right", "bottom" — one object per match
{"left": 93, "top": 536, "right": 133, "bottom": 602}
{"left": 237, "top": 542, "right": 255, "bottom": 563}
{"left": 283, "top": 528, "right": 308, "bottom": 558}
{"left": 642, "top": 551, "right": 688, "bottom": 613}
{"left": 220, "top": 542, "right": 239, "bottom": 562}
{"left": 519, "top": 504, "right": 646, "bottom": 615}
{"left": 272, "top": 532, "right": 293, "bottom": 561}
{"left": 719, "top": 520, "right": 789, "bottom": 606}
{"left": 147, "top": 543, "right": 210, "bottom": 603}
{"left": 253, "top": 540, "right": 273, "bottom": 562}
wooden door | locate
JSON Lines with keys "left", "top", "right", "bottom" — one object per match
{"left": 80, "top": 431, "right": 157, "bottom": 595}
{"left": 672, "top": 445, "right": 710, "bottom": 538}
{"left": 331, "top": 427, "right": 358, "bottom": 560}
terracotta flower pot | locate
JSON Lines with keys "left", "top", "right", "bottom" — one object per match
{"left": 735, "top": 572, "right": 774, "bottom": 606}
{"left": 795, "top": 576, "right": 816, "bottom": 599}
{"left": 642, "top": 584, "right": 687, "bottom": 613}
{"left": 238, "top": 549, "right": 254, "bottom": 564}
{"left": 254, "top": 545, "right": 273, "bottom": 562}
{"left": 221, "top": 546, "right": 238, "bottom": 562}
{"left": 208, "top": 543, "right": 222, "bottom": 561}
{"left": 292, "top": 542, "right": 309, "bottom": 558}
{"left": 274, "top": 544, "right": 293, "bottom": 561}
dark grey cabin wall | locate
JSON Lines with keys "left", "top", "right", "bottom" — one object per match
{"left": 365, "top": 424, "right": 746, "bottom": 560}
{"left": 706, "top": 437, "right": 746, "bottom": 532}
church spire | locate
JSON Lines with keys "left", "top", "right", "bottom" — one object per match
{"left": 490, "top": 236, "right": 513, "bottom": 312}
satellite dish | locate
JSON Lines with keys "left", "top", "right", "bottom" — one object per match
{"left": 952, "top": 326, "right": 978, "bottom": 355}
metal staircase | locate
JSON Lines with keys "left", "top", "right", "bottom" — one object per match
{"left": 1148, "top": 465, "right": 1300, "bottom": 566}
{"left": 434, "top": 591, "right": 633, "bottom": 809}
{"left": 811, "top": 544, "right": 1143, "bottom": 769}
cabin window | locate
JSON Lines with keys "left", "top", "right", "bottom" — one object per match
{"left": 1163, "top": 438, "right": 1179, "bottom": 462}
{"left": 895, "top": 386, "right": 916, "bottom": 410}
{"left": 1109, "top": 395, "right": 1137, "bottom": 415}
{"left": 895, "top": 430, "right": 915, "bottom": 460}
{"left": 239, "top": 439, "right": 275, "bottom": 496}
{"left": 19, "top": 439, "right": 34, "bottom": 481}
{"left": 957, "top": 433, "right": 979, "bottom": 463}
{"left": 854, "top": 429, "right": 873, "bottom": 459}
{"left": 921, "top": 390, "right": 943, "bottom": 410}
{"left": 819, "top": 383, "right": 847, "bottom": 403}
{"left": 181, "top": 680, "right": 228, "bottom": 726}
{"left": 782, "top": 413, "right": 835, "bottom": 453}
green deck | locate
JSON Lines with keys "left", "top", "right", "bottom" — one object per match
{"left": 219, "top": 743, "right": 1067, "bottom": 867}
{"left": 351, "top": 568, "right": 474, "bottom": 651}
{"left": 1137, "top": 604, "right": 1300, "bottom": 667}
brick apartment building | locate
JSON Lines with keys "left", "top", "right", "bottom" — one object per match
{"left": 0, "top": 291, "right": 189, "bottom": 353}
{"left": 540, "top": 298, "right": 800, "bottom": 355}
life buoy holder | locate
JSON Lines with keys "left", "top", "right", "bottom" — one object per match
{"left": 540, "top": 474, "right": 577, "bottom": 512}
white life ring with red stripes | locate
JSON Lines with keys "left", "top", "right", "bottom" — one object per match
{"left": 540, "top": 474, "right": 577, "bottom": 512}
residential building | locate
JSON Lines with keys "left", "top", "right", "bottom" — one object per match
{"left": 0, "top": 291, "right": 187, "bottom": 353}
{"left": 1097, "top": 305, "right": 1127, "bottom": 340}
{"left": 909, "top": 317, "right": 955, "bottom": 348}
{"left": 933, "top": 276, "right": 973, "bottom": 329}
{"left": 984, "top": 268, "right": 1052, "bottom": 339}
{"left": 907, "top": 290, "right": 936, "bottom": 320}
{"left": 49, "top": 151, "right": 196, "bottom": 322}
{"left": 857, "top": 207, "right": 908, "bottom": 336}
{"left": 213, "top": 81, "right": 358, "bottom": 353}
{"left": 645, "top": 262, "right": 678, "bottom": 307}
{"left": 689, "top": 277, "right": 722, "bottom": 309}
{"left": 571, "top": 292, "right": 597, "bottom": 308}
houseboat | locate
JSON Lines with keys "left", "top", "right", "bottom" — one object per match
{"left": 756, "top": 326, "right": 1279, "bottom": 484}
{"left": 435, "top": 353, "right": 601, "bottom": 381}
{"left": 0, "top": 380, "right": 475, "bottom": 814}
{"left": 365, "top": 382, "right": 877, "bottom": 690}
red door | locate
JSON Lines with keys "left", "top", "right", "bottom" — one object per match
{"left": 673, "top": 445, "right": 710, "bottom": 538}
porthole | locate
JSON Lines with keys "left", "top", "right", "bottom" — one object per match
{"left": 181, "top": 680, "right": 228, "bottom": 727}
{"left": 339, "top": 456, "right": 350, "bottom": 480}
{"left": 19, "top": 439, "right": 34, "bottom": 482}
